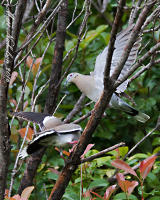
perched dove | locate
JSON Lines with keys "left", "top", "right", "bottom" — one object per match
{"left": 12, "top": 111, "right": 63, "bottom": 130}
{"left": 20, "top": 124, "right": 82, "bottom": 158}
{"left": 12, "top": 112, "right": 82, "bottom": 158}
{"left": 66, "top": 25, "right": 150, "bottom": 123}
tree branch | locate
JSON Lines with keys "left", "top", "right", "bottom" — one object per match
{"left": 0, "top": 0, "right": 27, "bottom": 198}
{"left": 64, "top": 94, "right": 86, "bottom": 123}
{"left": 18, "top": 0, "right": 68, "bottom": 194}
{"left": 49, "top": 1, "right": 125, "bottom": 199}
{"left": 81, "top": 142, "right": 125, "bottom": 164}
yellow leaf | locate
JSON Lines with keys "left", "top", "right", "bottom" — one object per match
{"left": 21, "top": 186, "right": 34, "bottom": 200}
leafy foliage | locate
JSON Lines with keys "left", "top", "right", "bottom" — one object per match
{"left": 0, "top": 0, "right": 160, "bottom": 199}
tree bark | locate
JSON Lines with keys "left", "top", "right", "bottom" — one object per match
{"left": 44, "top": 0, "right": 68, "bottom": 114}
{"left": 0, "top": 0, "right": 27, "bottom": 198}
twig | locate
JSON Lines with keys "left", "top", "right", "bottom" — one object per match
{"left": 44, "top": 0, "right": 68, "bottom": 114}
{"left": 17, "top": 0, "right": 63, "bottom": 53}
{"left": 66, "top": 0, "right": 86, "bottom": 29}
{"left": 124, "top": 119, "right": 160, "bottom": 160}
{"left": 73, "top": 111, "right": 91, "bottom": 124}
{"left": 64, "top": 94, "right": 86, "bottom": 123}
{"left": 31, "top": 38, "right": 53, "bottom": 111}
{"left": 18, "top": 0, "right": 68, "bottom": 195}
{"left": 128, "top": 58, "right": 160, "bottom": 84}
{"left": 81, "top": 142, "right": 125, "bottom": 164}
{"left": 53, "top": 94, "right": 67, "bottom": 115}
{"left": 142, "top": 5, "right": 160, "bottom": 30}
{"left": 91, "top": 1, "right": 112, "bottom": 26}
{"left": 0, "top": 1, "right": 27, "bottom": 197}
{"left": 10, "top": 58, "right": 34, "bottom": 127}
{"left": 129, "top": 0, "right": 143, "bottom": 25}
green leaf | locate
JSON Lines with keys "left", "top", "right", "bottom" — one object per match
{"left": 96, "top": 156, "right": 111, "bottom": 167}
{"left": 88, "top": 179, "right": 108, "bottom": 189}
{"left": 128, "top": 153, "right": 148, "bottom": 160}
{"left": 80, "top": 25, "right": 108, "bottom": 49}
{"left": 113, "top": 193, "right": 138, "bottom": 200}
{"left": 150, "top": 197, "right": 160, "bottom": 200}
{"left": 152, "top": 137, "right": 160, "bottom": 146}
{"left": 119, "top": 146, "right": 129, "bottom": 158}
{"left": 46, "top": 172, "right": 58, "bottom": 180}
{"left": 153, "top": 146, "right": 160, "bottom": 154}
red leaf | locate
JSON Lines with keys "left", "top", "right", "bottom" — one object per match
{"left": 32, "top": 57, "right": 42, "bottom": 76}
{"left": 26, "top": 56, "right": 42, "bottom": 76}
{"left": 127, "top": 181, "right": 139, "bottom": 195}
{"left": 90, "top": 191, "right": 103, "bottom": 199}
{"left": 26, "top": 56, "right": 33, "bottom": 68}
{"left": 0, "top": 60, "right": 4, "bottom": 64}
{"left": 18, "top": 127, "right": 34, "bottom": 141}
{"left": 104, "top": 185, "right": 116, "bottom": 200}
{"left": 81, "top": 144, "right": 94, "bottom": 159}
{"left": 116, "top": 173, "right": 138, "bottom": 195}
{"left": 111, "top": 159, "right": 137, "bottom": 177}
{"left": 83, "top": 190, "right": 92, "bottom": 198}
{"left": 139, "top": 155, "right": 157, "bottom": 180}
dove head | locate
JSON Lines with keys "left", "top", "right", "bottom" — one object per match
{"left": 66, "top": 73, "right": 79, "bottom": 84}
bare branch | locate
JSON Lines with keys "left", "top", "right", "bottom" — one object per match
{"left": 81, "top": 142, "right": 125, "bottom": 164}
{"left": 129, "top": 0, "right": 143, "bottom": 25}
{"left": 17, "top": 0, "right": 63, "bottom": 53}
{"left": 124, "top": 123, "right": 159, "bottom": 160}
{"left": 73, "top": 111, "right": 91, "bottom": 124}
{"left": 64, "top": 94, "right": 86, "bottom": 123}
{"left": 91, "top": 1, "right": 112, "bottom": 26}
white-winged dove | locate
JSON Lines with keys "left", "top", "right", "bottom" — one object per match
{"left": 19, "top": 123, "right": 82, "bottom": 158}
{"left": 12, "top": 112, "right": 82, "bottom": 158}
{"left": 66, "top": 25, "right": 150, "bottom": 123}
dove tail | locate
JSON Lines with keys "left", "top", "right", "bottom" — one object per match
{"left": 134, "top": 112, "right": 150, "bottom": 123}
{"left": 123, "top": 106, "right": 150, "bottom": 123}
